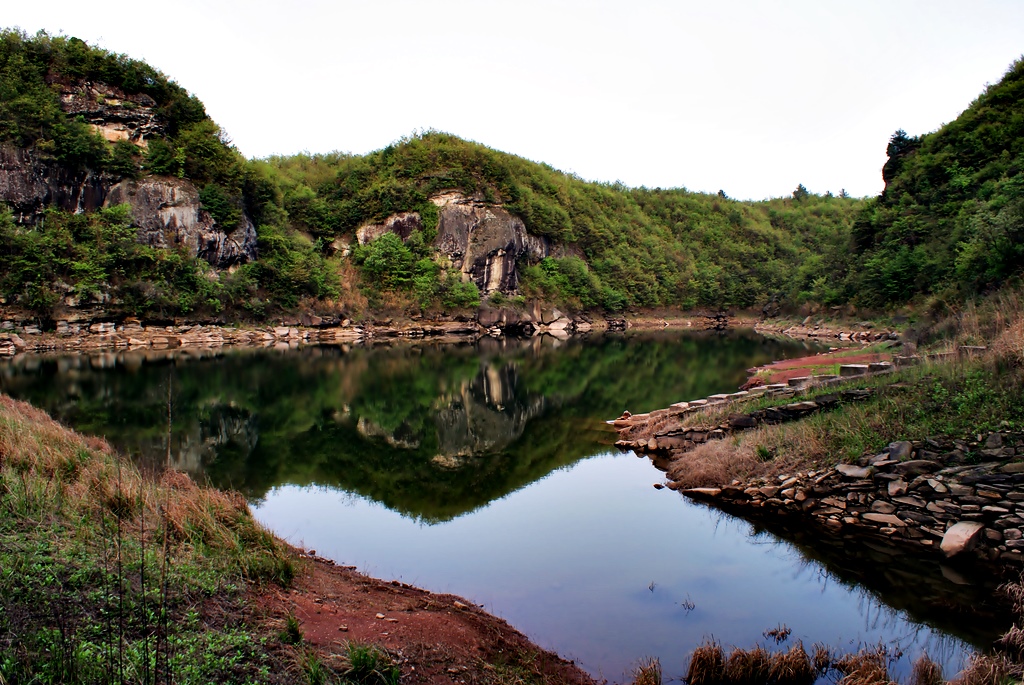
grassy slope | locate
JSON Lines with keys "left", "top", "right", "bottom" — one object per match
{"left": 0, "top": 392, "right": 299, "bottom": 683}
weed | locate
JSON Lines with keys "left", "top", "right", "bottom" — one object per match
{"left": 687, "top": 641, "right": 725, "bottom": 685}
{"left": 908, "top": 655, "right": 944, "bottom": 685}
{"left": 0, "top": 393, "right": 294, "bottom": 684}
{"left": 341, "top": 642, "right": 400, "bottom": 685}
{"left": 763, "top": 624, "right": 792, "bottom": 644}
{"left": 723, "top": 645, "right": 770, "bottom": 685}
{"left": 767, "top": 642, "right": 815, "bottom": 685}
{"left": 280, "top": 612, "right": 303, "bottom": 645}
{"left": 302, "top": 648, "right": 333, "bottom": 685}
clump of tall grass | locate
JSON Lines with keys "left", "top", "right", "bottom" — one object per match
{"left": 833, "top": 646, "right": 895, "bottom": 685}
{"left": 909, "top": 655, "right": 944, "bottom": 685}
{"left": 341, "top": 642, "right": 401, "bottom": 685}
{"left": 684, "top": 641, "right": 815, "bottom": 685}
{"left": 632, "top": 657, "right": 662, "bottom": 685}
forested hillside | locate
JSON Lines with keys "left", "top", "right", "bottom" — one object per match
{"left": 852, "top": 57, "right": 1024, "bottom": 307}
{"left": 1, "top": 28, "right": 1021, "bottom": 321}
{"left": 255, "top": 137, "right": 863, "bottom": 312}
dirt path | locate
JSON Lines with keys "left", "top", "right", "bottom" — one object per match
{"left": 254, "top": 552, "right": 599, "bottom": 685}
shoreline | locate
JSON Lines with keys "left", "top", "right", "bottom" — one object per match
{"left": 0, "top": 391, "right": 598, "bottom": 684}
{"left": 0, "top": 308, "right": 898, "bottom": 357}
{"left": 611, "top": 344, "right": 1024, "bottom": 575}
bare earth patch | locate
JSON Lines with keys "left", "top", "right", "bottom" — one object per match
{"left": 253, "top": 553, "right": 598, "bottom": 685}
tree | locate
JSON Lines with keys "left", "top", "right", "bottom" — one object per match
{"left": 360, "top": 233, "right": 413, "bottom": 290}
{"left": 792, "top": 184, "right": 810, "bottom": 202}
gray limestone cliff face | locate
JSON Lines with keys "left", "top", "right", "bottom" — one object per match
{"left": 105, "top": 178, "right": 257, "bottom": 267}
{"left": 355, "top": 192, "right": 549, "bottom": 295}
{"left": 0, "top": 146, "right": 111, "bottom": 221}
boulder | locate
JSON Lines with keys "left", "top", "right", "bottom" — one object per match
{"left": 836, "top": 464, "right": 875, "bottom": 479}
{"left": 893, "top": 460, "right": 942, "bottom": 476}
{"left": 940, "top": 521, "right": 986, "bottom": 557}
{"left": 887, "top": 441, "right": 914, "bottom": 461}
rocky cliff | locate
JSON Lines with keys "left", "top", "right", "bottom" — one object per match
{"left": 59, "top": 81, "right": 164, "bottom": 147}
{"left": 356, "top": 192, "right": 550, "bottom": 295}
{"left": 0, "top": 146, "right": 110, "bottom": 221}
{"left": 106, "top": 178, "right": 257, "bottom": 267}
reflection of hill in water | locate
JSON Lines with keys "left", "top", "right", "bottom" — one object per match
{"left": 0, "top": 330, "right": 815, "bottom": 521}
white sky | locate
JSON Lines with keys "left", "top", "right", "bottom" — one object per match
{"left": 7, "top": 1, "right": 1024, "bottom": 199}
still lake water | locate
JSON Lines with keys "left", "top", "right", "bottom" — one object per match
{"left": 0, "top": 330, "right": 1009, "bottom": 683}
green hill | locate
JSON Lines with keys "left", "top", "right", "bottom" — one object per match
{"left": 256, "top": 135, "right": 864, "bottom": 312}
{"left": 1, "top": 28, "right": 1021, "bottom": 321}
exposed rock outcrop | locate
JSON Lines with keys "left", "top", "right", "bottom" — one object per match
{"left": 105, "top": 178, "right": 257, "bottom": 267}
{"left": 433, "top": 193, "right": 548, "bottom": 294}
{"left": 354, "top": 192, "right": 550, "bottom": 295}
{"left": 0, "top": 146, "right": 111, "bottom": 221}
{"left": 58, "top": 81, "right": 163, "bottom": 147}
{"left": 356, "top": 212, "right": 421, "bottom": 246}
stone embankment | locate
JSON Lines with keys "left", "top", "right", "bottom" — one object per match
{"left": 0, "top": 304, "right": 741, "bottom": 357}
{"left": 0, "top": 318, "right": 481, "bottom": 356}
{"left": 681, "top": 432, "right": 1024, "bottom": 567}
{"left": 612, "top": 361, "right": 894, "bottom": 453}
{"left": 0, "top": 305, "right": 613, "bottom": 356}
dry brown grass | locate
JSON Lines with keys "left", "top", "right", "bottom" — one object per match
{"left": 908, "top": 655, "right": 944, "bottom": 685}
{"left": 833, "top": 647, "right": 895, "bottom": 685}
{"left": 991, "top": 314, "right": 1024, "bottom": 366}
{"left": 811, "top": 643, "right": 834, "bottom": 673}
{"left": 767, "top": 643, "right": 815, "bottom": 685}
{"left": 666, "top": 429, "right": 817, "bottom": 490}
{"left": 666, "top": 438, "right": 754, "bottom": 489}
{"left": 687, "top": 641, "right": 725, "bottom": 685}
{"left": 952, "top": 654, "right": 1022, "bottom": 685}
{"left": 722, "top": 645, "right": 770, "bottom": 685}
{"left": 631, "top": 657, "right": 662, "bottom": 685}
{"left": 0, "top": 393, "right": 290, "bottom": 577}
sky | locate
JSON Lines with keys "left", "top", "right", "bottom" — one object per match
{"left": 6, "top": 1, "right": 1024, "bottom": 199}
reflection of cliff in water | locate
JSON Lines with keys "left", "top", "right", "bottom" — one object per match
{"left": 432, "top": 362, "right": 549, "bottom": 467}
